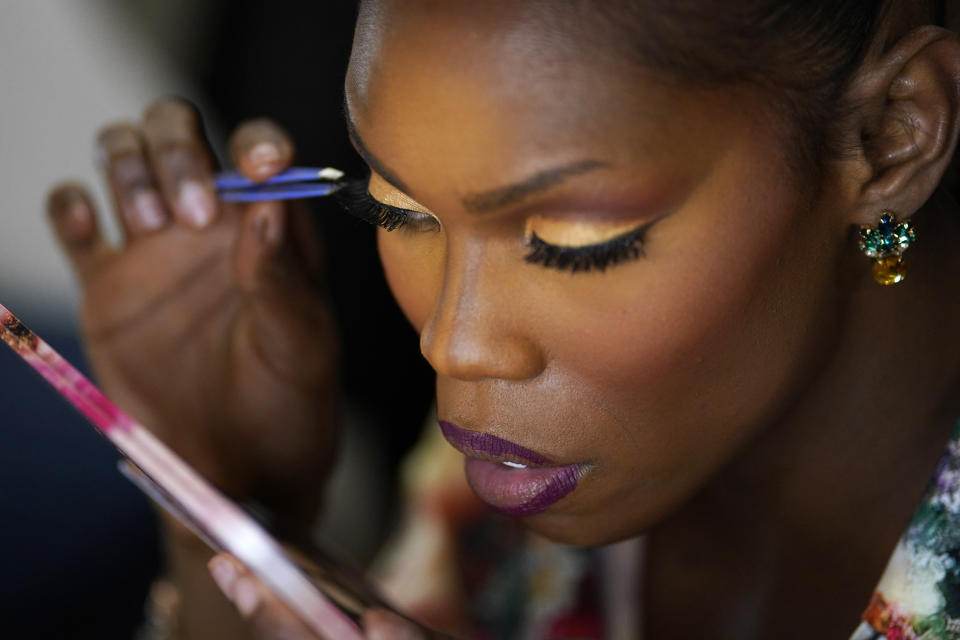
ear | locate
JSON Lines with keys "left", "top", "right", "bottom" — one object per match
{"left": 839, "top": 26, "right": 960, "bottom": 225}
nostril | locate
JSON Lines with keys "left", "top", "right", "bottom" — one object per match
{"left": 417, "top": 240, "right": 546, "bottom": 382}
{"left": 420, "top": 320, "right": 545, "bottom": 382}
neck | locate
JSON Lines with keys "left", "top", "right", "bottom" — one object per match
{"left": 646, "top": 191, "right": 960, "bottom": 639}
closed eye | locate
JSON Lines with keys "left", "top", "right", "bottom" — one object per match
{"left": 336, "top": 175, "right": 653, "bottom": 274}
{"left": 524, "top": 223, "right": 649, "bottom": 273}
{"left": 335, "top": 178, "right": 439, "bottom": 232}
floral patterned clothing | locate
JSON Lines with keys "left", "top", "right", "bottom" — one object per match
{"left": 850, "top": 422, "right": 960, "bottom": 640}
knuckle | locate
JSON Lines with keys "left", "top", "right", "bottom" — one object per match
{"left": 143, "top": 98, "right": 204, "bottom": 148}
{"left": 153, "top": 142, "right": 212, "bottom": 180}
{"left": 152, "top": 138, "right": 203, "bottom": 162}
{"left": 143, "top": 97, "right": 199, "bottom": 129}
{"left": 96, "top": 122, "right": 142, "bottom": 154}
{"left": 46, "top": 182, "right": 86, "bottom": 211}
{"left": 109, "top": 152, "right": 155, "bottom": 189}
{"left": 227, "top": 124, "right": 251, "bottom": 153}
{"left": 229, "top": 120, "right": 295, "bottom": 180}
{"left": 232, "top": 118, "right": 293, "bottom": 149}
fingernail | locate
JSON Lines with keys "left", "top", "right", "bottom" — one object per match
{"left": 178, "top": 180, "right": 215, "bottom": 228}
{"left": 132, "top": 190, "right": 167, "bottom": 231}
{"left": 247, "top": 141, "right": 282, "bottom": 166}
{"left": 209, "top": 557, "right": 237, "bottom": 596}
{"left": 233, "top": 577, "right": 260, "bottom": 617}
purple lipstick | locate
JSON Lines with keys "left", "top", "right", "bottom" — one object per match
{"left": 439, "top": 420, "right": 585, "bottom": 517}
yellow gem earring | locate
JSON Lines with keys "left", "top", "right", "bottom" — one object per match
{"left": 857, "top": 212, "right": 916, "bottom": 285}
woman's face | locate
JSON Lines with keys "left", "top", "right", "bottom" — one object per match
{"left": 346, "top": 1, "right": 850, "bottom": 545}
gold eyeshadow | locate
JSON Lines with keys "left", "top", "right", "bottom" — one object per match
{"left": 524, "top": 215, "right": 646, "bottom": 248}
{"left": 346, "top": 174, "right": 652, "bottom": 272}
{"left": 367, "top": 173, "right": 433, "bottom": 214}
{"left": 365, "top": 173, "right": 647, "bottom": 251}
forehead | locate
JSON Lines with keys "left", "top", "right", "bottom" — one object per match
{"left": 349, "top": 2, "right": 625, "bottom": 132}
{"left": 345, "top": 0, "right": 747, "bottom": 198}
{"left": 351, "top": 1, "right": 591, "bottom": 96}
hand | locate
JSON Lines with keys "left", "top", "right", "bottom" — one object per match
{"left": 208, "top": 553, "right": 444, "bottom": 640}
{"left": 48, "top": 98, "right": 339, "bottom": 531}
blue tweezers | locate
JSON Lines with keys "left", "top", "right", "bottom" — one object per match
{"left": 215, "top": 166, "right": 346, "bottom": 202}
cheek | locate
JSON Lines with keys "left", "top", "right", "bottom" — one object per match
{"left": 377, "top": 228, "right": 443, "bottom": 332}
{"left": 564, "top": 195, "right": 802, "bottom": 405}
{"left": 532, "top": 151, "right": 840, "bottom": 522}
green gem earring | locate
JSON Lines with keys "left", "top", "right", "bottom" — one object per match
{"left": 857, "top": 212, "right": 916, "bottom": 285}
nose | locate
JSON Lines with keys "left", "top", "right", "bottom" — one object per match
{"left": 419, "top": 241, "right": 546, "bottom": 382}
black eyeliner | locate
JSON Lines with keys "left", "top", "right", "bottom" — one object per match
{"left": 335, "top": 178, "right": 412, "bottom": 231}
{"left": 524, "top": 224, "right": 648, "bottom": 273}
{"left": 338, "top": 173, "right": 650, "bottom": 274}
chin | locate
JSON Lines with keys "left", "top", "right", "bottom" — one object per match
{"left": 518, "top": 509, "right": 652, "bottom": 547}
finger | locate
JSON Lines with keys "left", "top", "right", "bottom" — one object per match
{"left": 234, "top": 201, "right": 287, "bottom": 293}
{"left": 233, "top": 201, "right": 337, "bottom": 383}
{"left": 229, "top": 118, "right": 296, "bottom": 182}
{"left": 237, "top": 200, "right": 324, "bottom": 284}
{"left": 362, "top": 609, "right": 429, "bottom": 640}
{"left": 142, "top": 98, "right": 218, "bottom": 230}
{"left": 46, "top": 182, "right": 112, "bottom": 282}
{"left": 96, "top": 122, "right": 170, "bottom": 238}
{"left": 208, "top": 553, "right": 323, "bottom": 640}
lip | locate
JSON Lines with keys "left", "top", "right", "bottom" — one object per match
{"left": 439, "top": 420, "right": 586, "bottom": 517}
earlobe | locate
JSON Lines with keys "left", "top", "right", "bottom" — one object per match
{"left": 844, "top": 26, "right": 960, "bottom": 223}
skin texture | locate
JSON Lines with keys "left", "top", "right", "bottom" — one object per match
{"left": 53, "top": 107, "right": 338, "bottom": 530}
{"left": 345, "top": 1, "right": 960, "bottom": 637}
{"left": 353, "top": 12, "right": 832, "bottom": 545}
{"left": 347, "top": 2, "right": 958, "bottom": 542}
{"left": 48, "top": 1, "right": 960, "bottom": 639}
{"left": 49, "top": 105, "right": 341, "bottom": 639}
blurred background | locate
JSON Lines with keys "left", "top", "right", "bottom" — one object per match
{"left": 0, "top": 1, "right": 433, "bottom": 636}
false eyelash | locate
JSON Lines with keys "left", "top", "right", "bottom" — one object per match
{"left": 334, "top": 178, "right": 411, "bottom": 231}
{"left": 524, "top": 226, "right": 647, "bottom": 273}
{"left": 336, "top": 175, "right": 648, "bottom": 273}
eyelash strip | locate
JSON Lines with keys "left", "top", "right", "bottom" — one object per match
{"left": 524, "top": 226, "right": 647, "bottom": 273}
{"left": 334, "top": 178, "right": 411, "bottom": 231}
{"left": 335, "top": 177, "right": 649, "bottom": 273}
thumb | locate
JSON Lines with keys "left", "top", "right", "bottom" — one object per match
{"left": 234, "top": 201, "right": 288, "bottom": 292}
{"left": 362, "top": 608, "right": 431, "bottom": 640}
{"left": 232, "top": 200, "right": 338, "bottom": 386}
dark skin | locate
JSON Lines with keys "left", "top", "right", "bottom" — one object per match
{"left": 47, "top": 1, "right": 960, "bottom": 639}
{"left": 49, "top": 108, "right": 341, "bottom": 638}
{"left": 53, "top": 108, "right": 339, "bottom": 522}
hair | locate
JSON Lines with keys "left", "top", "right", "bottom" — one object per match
{"left": 573, "top": 0, "right": 944, "bottom": 178}
{"left": 360, "top": 0, "right": 954, "bottom": 193}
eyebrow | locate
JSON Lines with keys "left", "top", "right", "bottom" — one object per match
{"left": 344, "top": 106, "right": 609, "bottom": 214}
{"left": 461, "top": 159, "right": 608, "bottom": 213}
